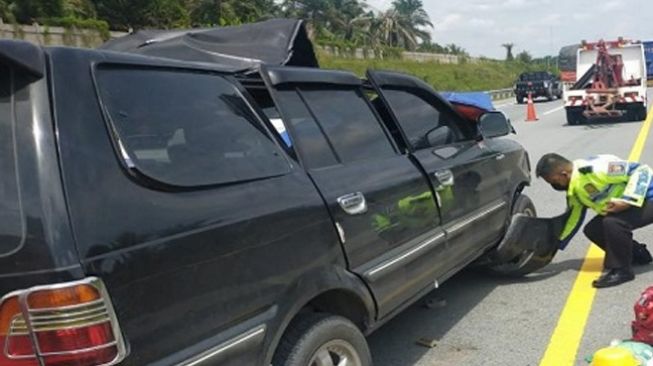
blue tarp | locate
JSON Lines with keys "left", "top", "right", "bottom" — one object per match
{"left": 440, "top": 91, "right": 495, "bottom": 111}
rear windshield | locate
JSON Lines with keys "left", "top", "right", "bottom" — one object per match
{"left": 0, "top": 65, "right": 25, "bottom": 255}
{"left": 96, "top": 66, "right": 291, "bottom": 188}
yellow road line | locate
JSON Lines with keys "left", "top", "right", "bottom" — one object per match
{"left": 539, "top": 108, "right": 653, "bottom": 366}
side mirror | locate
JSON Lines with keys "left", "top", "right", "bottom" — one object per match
{"left": 479, "top": 111, "right": 513, "bottom": 138}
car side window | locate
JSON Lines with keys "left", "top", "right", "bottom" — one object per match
{"left": 273, "top": 89, "right": 339, "bottom": 169}
{"left": 96, "top": 66, "right": 290, "bottom": 188}
{"left": 299, "top": 87, "right": 396, "bottom": 163}
{"left": 381, "top": 89, "right": 464, "bottom": 150}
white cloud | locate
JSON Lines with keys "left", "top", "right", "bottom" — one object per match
{"left": 437, "top": 13, "right": 463, "bottom": 31}
{"left": 600, "top": 1, "right": 621, "bottom": 11}
{"left": 364, "top": 0, "right": 653, "bottom": 58}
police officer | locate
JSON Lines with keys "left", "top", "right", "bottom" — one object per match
{"left": 536, "top": 153, "right": 653, "bottom": 288}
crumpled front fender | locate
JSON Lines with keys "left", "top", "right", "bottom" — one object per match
{"left": 485, "top": 211, "right": 570, "bottom": 276}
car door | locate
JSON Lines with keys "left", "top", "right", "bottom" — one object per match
{"left": 367, "top": 70, "right": 511, "bottom": 267}
{"left": 261, "top": 66, "right": 448, "bottom": 317}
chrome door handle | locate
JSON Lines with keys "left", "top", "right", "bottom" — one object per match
{"left": 433, "top": 169, "right": 454, "bottom": 187}
{"left": 337, "top": 192, "right": 368, "bottom": 215}
{"left": 495, "top": 153, "right": 506, "bottom": 160}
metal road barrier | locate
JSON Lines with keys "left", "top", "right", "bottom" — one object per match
{"left": 486, "top": 88, "right": 515, "bottom": 101}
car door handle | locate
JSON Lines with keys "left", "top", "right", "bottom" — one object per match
{"left": 337, "top": 192, "right": 368, "bottom": 215}
{"left": 433, "top": 170, "right": 454, "bottom": 187}
{"left": 495, "top": 153, "right": 506, "bottom": 161}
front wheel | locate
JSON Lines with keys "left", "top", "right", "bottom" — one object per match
{"left": 484, "top": 194, "right": 541, "bottom": 277}
{"left": 273, "top": 314, "right": 371, "bottom": 366}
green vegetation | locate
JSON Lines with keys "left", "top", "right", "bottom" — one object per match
{"left": 2, "top": 0, "right": 465, "bottom": 53}
{"left": 5, "top": 0, "right": 558, "bottom": 91}
{"left": 320, "top": 54, "right": 557, "bottom": 91}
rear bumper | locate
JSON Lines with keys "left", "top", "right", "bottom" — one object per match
{"left": 516, "top": 88, "right": 548, "bottom": 97}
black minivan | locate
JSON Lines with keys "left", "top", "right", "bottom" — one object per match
{"left": 0, "top": 40, "right": 546, "bottom": 366}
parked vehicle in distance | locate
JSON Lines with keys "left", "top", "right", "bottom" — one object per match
{"left": 1, "top": 39, "right": 544, "bottom": 366}
{"left": 643, "top": 41, "right": 653, "bottom": 80}
{"left": 564, "top": 38, "right": 648, "bottom": 125}
{"left": 514, "top": 71, "right": 563, "bottom": 103}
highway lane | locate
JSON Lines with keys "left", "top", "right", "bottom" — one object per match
{"left": 368, "top": 92, "right": 653, "bottom": 366}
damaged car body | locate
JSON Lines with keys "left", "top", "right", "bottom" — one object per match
{"left": 0, "top": 19, "right": 565, "bottom": 366}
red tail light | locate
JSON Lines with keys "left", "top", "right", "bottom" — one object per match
{"left": 0, "top": 278, "right": 126, "bottom": 366}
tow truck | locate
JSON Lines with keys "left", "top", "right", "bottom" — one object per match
{"left": 564, "top": 38, "right": 648, "bottom": 125}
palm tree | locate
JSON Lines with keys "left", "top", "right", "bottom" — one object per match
{"left": 187, "top": 0, "right": 277, "bottom": 27}
{"left": 281, "top": 0, "right": 369, "bottom": 42}
{"left": 371, "top": 0, "right": 432, "bottom": 50}
{"left": 502, "top": 43, "right": 515, "bottom": 61}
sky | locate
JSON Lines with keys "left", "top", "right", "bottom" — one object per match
{"left": 365, "top": 0, "right": 653, "bottom": 59}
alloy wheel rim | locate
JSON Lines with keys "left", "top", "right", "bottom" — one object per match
{"left": 309, "top": 339, "right": 362, "bottom": 366}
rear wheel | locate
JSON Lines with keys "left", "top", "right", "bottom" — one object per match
{"left": 628, "top": 104, "right": 648, "bottom": 121}
{"left": 516, "top": 95, "right": 524, "bottom": 104}
{"left": 566, "top": 108, "right": 584, "bottom": 125}
{"left": 484, "top": 194, "right": 541, "bottom": 277}
{"left": 273, "top": 313, "right": 371, "bottom": 366}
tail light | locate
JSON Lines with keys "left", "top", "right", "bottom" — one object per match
{"left": 0, "top": 278, "right": 126, "bottom": 366}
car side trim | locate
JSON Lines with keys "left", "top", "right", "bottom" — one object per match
{"left": 176, "top": 325, "right": 266, "bottom": 366}
{"left": 445, "top": 201, "right": 507, "bottom": 237}
{"left": 364, "top": 231, "right": 446, "bottom": 282}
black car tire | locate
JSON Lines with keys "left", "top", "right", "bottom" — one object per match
{"left": 516, "top": 95, "right": 524, "bottom": 104}
{"left": 273, "top": 313, "right": 371, "bottom": 366}
{"left": 484, "top": 194, "right": 542, "bottom": 277}
{"left": 566, "top": 108, "right": 583, "bottom": 125}
{"left": 628, "top": 105, "right": 648, "bottom": 122}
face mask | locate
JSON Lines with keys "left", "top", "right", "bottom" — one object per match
{"left": 551, "top": 183, "right": 568, "bottom": 191}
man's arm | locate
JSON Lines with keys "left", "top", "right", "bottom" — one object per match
{"left": 559, "top": 195, "right": 587, "bottom": 249}
{"left": 612, "top": 164, "right": 653, "bottom": 208}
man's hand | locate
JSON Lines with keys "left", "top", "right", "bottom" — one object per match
{"left": 604, "top": 201, "right": 631, "bottom": 214}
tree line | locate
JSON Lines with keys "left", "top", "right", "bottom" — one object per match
{"left": 1, "top": 0, "right": 472, "bottom": 53}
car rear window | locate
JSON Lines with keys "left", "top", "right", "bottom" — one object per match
{"left": 0, "top": 65, "right": 25, "bottom": 255}
{"left": 96, "top": 66, "right": 290, "bottom": 188}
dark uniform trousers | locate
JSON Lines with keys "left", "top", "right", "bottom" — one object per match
{"left": 583, "top": 200, "right": 653, "bottom": 270}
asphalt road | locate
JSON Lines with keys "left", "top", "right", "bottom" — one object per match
{"left": 367, "top": 92, "right": 653, "bottom": 366}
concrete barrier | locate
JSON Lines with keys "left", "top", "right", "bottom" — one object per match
{"left": 0, "top": 20, "right": 126, "bottom": 47}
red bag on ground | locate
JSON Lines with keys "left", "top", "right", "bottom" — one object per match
{"left": 632, "top": 286, "right": 653, "bottom": 344}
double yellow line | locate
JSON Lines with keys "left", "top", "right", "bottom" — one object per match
{"left": 539, "top": 109, "right": 653, "bottom": 366}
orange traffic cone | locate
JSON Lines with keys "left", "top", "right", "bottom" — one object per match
{"left": 525, "top": 92, "right": 538, "bottom": 122}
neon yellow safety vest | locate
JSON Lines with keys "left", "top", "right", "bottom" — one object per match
{"left": 560, "top": 154, "right": 653, "bottom": 248}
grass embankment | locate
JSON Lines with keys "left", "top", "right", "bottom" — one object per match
{"left": 319, "top": 55, "right": 550, "bottom": 92}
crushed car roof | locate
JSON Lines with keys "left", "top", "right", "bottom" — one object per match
{"left": 100, "top": 18, "right": 318, "bottom": 71}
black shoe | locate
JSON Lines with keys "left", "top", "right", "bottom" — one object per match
{"left": 592, "top": 269, "right": 635, "bottom": 288}
{"left": 633, "top": 243, "right": 653, "bottom": 266}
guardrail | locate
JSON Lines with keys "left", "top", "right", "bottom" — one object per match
{"left": 486, "top": 88, "right": 514, "bottom": 101}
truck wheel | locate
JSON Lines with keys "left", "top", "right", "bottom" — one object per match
{"left": 273, "top": 313, "right": 371, "bottom": 366}
{"left": 516, "top": 95, "right": 524, "bottom": 104}
{"left": 626, "top": 104, "right": 647, "bottom": 122}
{"left": 636, "top": 105, "right": 648, "bottom": 121}
{"left": 484, "top": 194, "right": 541, "bottom": 277}
{"left": 566, "top": 108, "right": 583, "bottom": 125}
